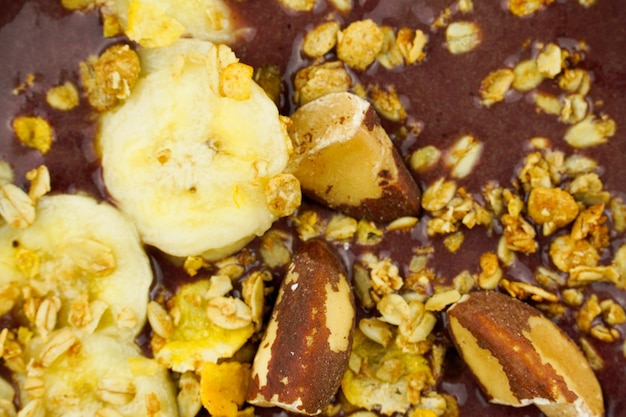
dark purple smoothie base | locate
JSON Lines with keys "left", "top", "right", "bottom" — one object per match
{"left": 1, "top": 1, "right": 625, "bottom": 416}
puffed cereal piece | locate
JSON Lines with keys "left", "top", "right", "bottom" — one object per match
{"left": 80, "top": 44, "right": 140, "bottom": 112}
{"left": 12, "top": 116, "right": 54, "bottom": 154}
{"left": 302, "top": 21, "right": 341, "bottom": 58}
{"left": 527, "top": 187, "right": 579, "bottom": 235}
{"left": 294, "top": 61, "right": 351, "bottom": 105}
{"left": 337, "top": 19, "right": 384, "bottom": 70}
{"left": 46, "top": 82, "right": 80, "bottom": 111}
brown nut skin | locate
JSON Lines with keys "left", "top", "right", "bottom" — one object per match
{"left": 446, "top": 291, "right": 604, "bottom": 417}
{"left": 287, "top": 92, "right": 421, "bottom": 223}
{"left": 247, "top": 239, "right": 356, "bottom": 415}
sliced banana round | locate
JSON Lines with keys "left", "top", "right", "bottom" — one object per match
{"left": 104, "top": 0, "right": 238, "bottom": 48}
{"left": 98, "top": 39, "right": 299, "bottom": 260}
{"left": 16, "top": 329, "right": 178, "bottom": 417}
{"left": 0, "top": 193, "right": 152, "bottom": 338}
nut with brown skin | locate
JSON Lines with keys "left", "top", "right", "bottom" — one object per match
{"left": 286, "top": 92, "right": 421, "bottom": 223}
{"left": 446, "top": 291, "right": 604, "bottom": 417}
{"left": 247, "top": 239, "right": 356, "bottom": 415}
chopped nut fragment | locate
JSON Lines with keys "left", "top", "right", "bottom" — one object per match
{"left": 445, "top": 21, "right": 482, "bottom": 55}
{"left": 294, "top": 61, "right": 351, "bottom": 105}
{"left": 337, "top": 19, "right": 384, "bottom": 70}
{"left": 12, "top": 116, "right": 54, "bottom": 154}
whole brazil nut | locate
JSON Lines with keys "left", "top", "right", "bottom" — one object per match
{"left": 247, "top": 239, "right": 356, "bottom": 415}
{"left": 446, "top": 291, "right": 603, "bottom": 417}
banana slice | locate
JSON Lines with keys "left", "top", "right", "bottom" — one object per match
{"left": 105, "top": 0, "right": 238, "bottom": 47}
{"left": 98, "top": 39, "right": 299, "bottom": 260}
{"left": 0, "top": 193, "right": 152, "bottom": 338}
{"left": 16, "top": 329, "right": 178, "bottom": 417}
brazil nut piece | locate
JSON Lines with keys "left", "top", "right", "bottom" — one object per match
{"left": 286, "top": 92, "right": 421, "bottom": 223}
{"left": 446, "top": 291, "right": 603, "bottom": 417}
{"left": 247, "top": 239, "right": 355, "bottom": 415}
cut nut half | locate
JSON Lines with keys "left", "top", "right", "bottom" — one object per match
{"left": 287, "top": 92, "right": 421, "bottom": 223}
{"left": 446, "top": 291, "right": 603, "bottom": 417}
